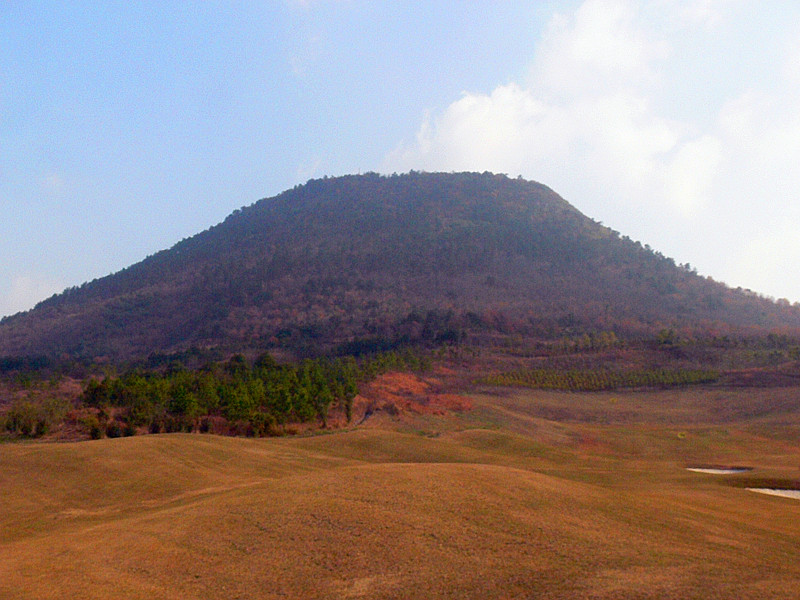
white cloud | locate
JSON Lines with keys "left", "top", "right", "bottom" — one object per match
{"left": 385, "top": 0, "right": 800, "bottom": 301}
{"left": 386, "top": 74, "right": 694, "bottom": 219}
{"left": 664, "top": 134, "right": 721, "bottom": 216}
{"left": 675, "top": 0, "right": 730, "bottom": 28}
{"left": 390, "top": 84, "right": 558, "bottom": 175}
{"left": 0, "top": 275, "right": 65, "bottom": 318}
{"left": 730, "top": 223, "right": 800, "bottom": 301}
{"left": 529, "top": 0, "right": 669, "bottom": 97}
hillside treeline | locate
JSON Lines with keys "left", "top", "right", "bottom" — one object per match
{"left": 79, "top": 350, "right": 430, "bottom": 438}
{"left": 2, "top": 350, "right": 429, "bottom": 440}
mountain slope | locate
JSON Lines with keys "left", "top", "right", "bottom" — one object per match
{"left": 1, "top": 171, "right": 798, "bottom": 360}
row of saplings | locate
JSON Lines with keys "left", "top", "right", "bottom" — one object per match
{"left": 480, "top": 367, "right": 720, "bottom": 391}
{"left": 80, "top": 350, "right": 429, "bottom": 439}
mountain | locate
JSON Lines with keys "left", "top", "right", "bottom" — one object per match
{"left": 2, "top": 171, "right": 799, "bottom": 361}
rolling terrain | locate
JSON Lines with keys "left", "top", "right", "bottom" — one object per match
{"left": 3, "top": 367, "right": 800, "bottom": 599}
{"left": 3, "top": 172, "right": 800, "bottom": 598}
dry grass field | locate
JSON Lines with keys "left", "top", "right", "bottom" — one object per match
{"left": 3, "top": 375, "right": 800, "bottom": 599}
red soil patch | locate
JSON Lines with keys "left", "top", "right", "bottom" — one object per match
{"left": 354, "top": 372, "right": 473, "bottom": 422}
{"left": 372, "top": 372, "right": 432, "bottom": 396}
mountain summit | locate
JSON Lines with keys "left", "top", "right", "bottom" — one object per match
{"left": 2, "top": 172, "right": 798, "bottom": 360}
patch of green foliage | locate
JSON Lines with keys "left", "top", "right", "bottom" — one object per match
{"left": 80, "top": 349, "right": 430, "bottom": 437}
{"left": 479, "top": 367, "right": 719, "bottom": 392}
{"left": 2, "top": 394, "right": 70, "bottom": 438}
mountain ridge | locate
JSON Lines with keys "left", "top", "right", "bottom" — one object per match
{"left": 2, "top": 171, "right": 799, "bottom": 360}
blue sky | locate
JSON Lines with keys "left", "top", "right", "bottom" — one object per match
{"left": 3, "top": 1, "right": 800, "bottom": 317}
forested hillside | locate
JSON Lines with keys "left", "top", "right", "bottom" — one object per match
{"left": 2, "top": 171, "right": 799, "bottom": 361}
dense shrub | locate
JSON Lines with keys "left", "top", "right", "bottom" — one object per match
{"left": 105, "top": 420, "right": 123, "bottom": 438}
{"left": 81, "top": 414, "right": 103, "bottom": 439}
{"left": 4, "top": 395, "right": 70, "bottom": 438}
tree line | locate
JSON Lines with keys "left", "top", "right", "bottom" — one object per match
{"left": 479, "top": 367, "right": 719, "bottom": 392}
{"left": 78, "top": 349, "right": 430, "bottom": 439}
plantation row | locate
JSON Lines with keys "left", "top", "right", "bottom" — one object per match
{"left": 75, "top": 349, "right": 430, "bottom": 438}
{"left": 480, "top": 367, "right": 719, "bottom": 392}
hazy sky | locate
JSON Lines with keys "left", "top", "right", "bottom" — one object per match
{"left": 3, "top": 1, "right": 800, "bottom": 317}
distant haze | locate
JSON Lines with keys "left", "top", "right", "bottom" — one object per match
{"left": 3, "top": 1, "right": 800, "bottom": 317}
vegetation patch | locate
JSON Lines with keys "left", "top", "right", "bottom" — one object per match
{"left": 74, "top": 349, "right": 429, "bottom": 439}
{"left": 1, "top": 394, "right": 70, "bottom": 438}
{"left": 478, "top": 367, "right": 719, "bottom": 391}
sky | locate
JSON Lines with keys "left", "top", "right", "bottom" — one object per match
{"left": 3, "top": 0, "right": 800, "bottom": 317}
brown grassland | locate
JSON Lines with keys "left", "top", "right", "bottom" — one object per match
{"left": 2, "top": 367, "right": 800, "bottom": 599}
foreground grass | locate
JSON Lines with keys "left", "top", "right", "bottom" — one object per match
{"left": 2, "top": 385, "right": 800, "bottom": 599}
